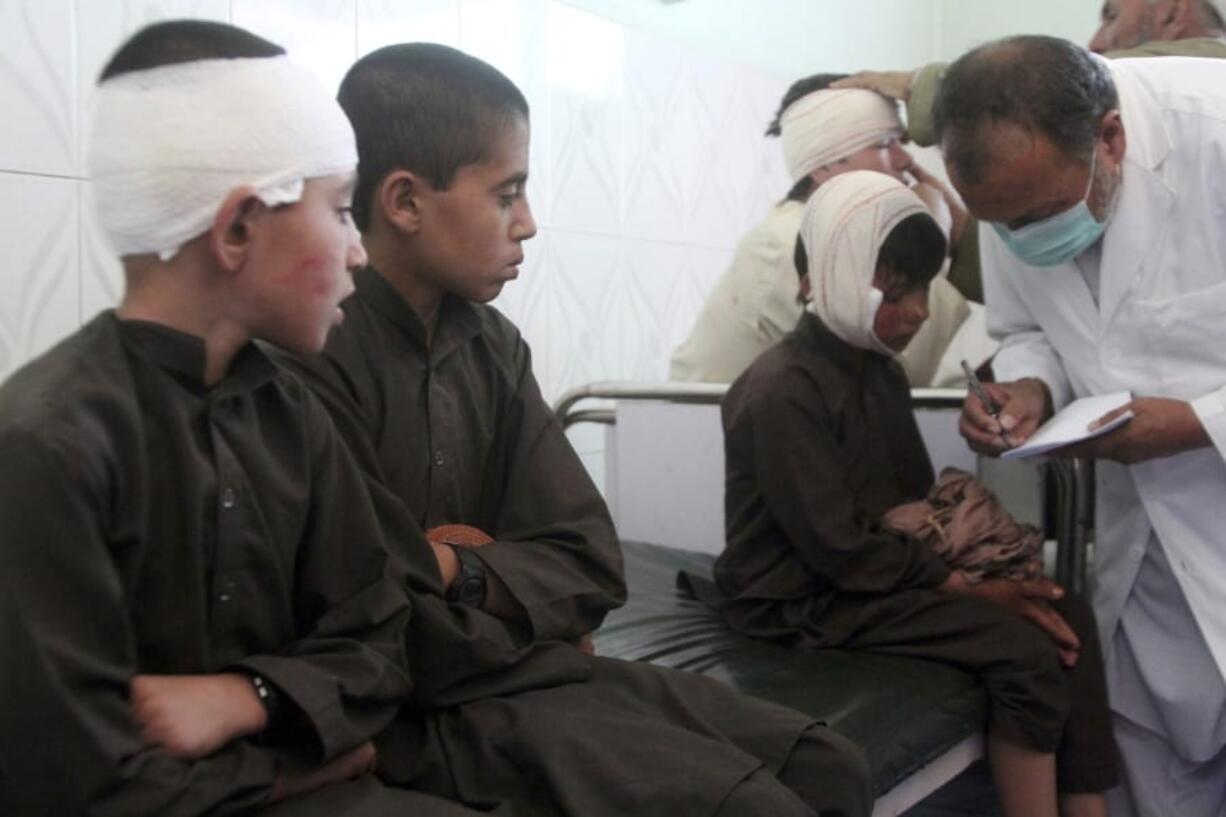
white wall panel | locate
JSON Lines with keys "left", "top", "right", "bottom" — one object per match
{"left": 0, "top": 0, "right": 75, "bottom": 176}
{"left": 0, "top": 174, "right": 79, "bottom": 380}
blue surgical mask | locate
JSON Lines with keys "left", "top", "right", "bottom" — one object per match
{"left": 991, "top": 151, "right": 1110, "bottom": 267}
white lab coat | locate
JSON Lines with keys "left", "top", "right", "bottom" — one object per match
{"left": 981, "top": 57, "right": 1226, "bottom": 684}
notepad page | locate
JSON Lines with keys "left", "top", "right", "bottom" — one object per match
{"left": 1001, "top": 392, "right": 1133, "bottom": 460}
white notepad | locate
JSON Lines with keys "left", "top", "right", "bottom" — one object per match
{"left": 1001, "top": 392, "right": 1134, "bottom": 460}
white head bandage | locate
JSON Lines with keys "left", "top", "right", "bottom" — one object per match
{"left": 88, "top": 55, "right": 357, "bottom": 261}
{"left": 801, "top": 170, "right": 928, "bottom": 357}
{"left": 780, "top": 88, "right": 904, "bottom": 183}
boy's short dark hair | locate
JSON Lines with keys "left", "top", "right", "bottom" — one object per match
{"left": 767, "top": 73, "right": 849, "bottom": 203}
{"left": 98, "top": 19, "right": 284, "bottom": 83}
{"left": 793, "top": 212, "right": 946, "bottom": 291}
{"left": 875, "top": 212, "right": 947, "bottom": 289}
{"left": 338, "top": 43, "right": 530, "bottom": 232}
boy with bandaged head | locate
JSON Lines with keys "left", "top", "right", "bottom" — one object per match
{"left": 717, "top": 170, "right": 1118, "bottom": 817}
{"left": 0, "top": 20, "right": 480, "bottom": 817}
{"left": 669, "top": 77, "right": 986, "bottom": 388}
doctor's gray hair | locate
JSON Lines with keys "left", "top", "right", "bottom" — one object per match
{"left": 933, "top": 35, "right": 1117, "bottom": 184}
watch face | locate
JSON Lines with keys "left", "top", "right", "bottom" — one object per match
{"left": 456, "top": 575, "right": 487, "bottom": 607}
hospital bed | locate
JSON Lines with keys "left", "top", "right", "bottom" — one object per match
{"left": 556, "top": 382, "right": 1094, "bottom": 816}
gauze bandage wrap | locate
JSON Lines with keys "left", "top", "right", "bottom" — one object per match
{"left": 801, "top": 170, "right": 928, "bottom": 357}
{"left": 88, "top": 55, "right": 357, "bottom": 260}
{"left": 780, "top": 88, "right": 904, "bottom": 182}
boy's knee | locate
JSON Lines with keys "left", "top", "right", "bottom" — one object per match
{"left": 778, "top": 725, "right": 873, "bottom": 817}
{"left": 715, "top": 769, "right": 815, "bottom": 817}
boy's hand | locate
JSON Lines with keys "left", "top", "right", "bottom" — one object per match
{"left": 572, "top": 633, "right": 596, "bottom": 656}
{"left": 940, "top": 573, "right": 1080, "bottom": 667}
{"left": 271, "top": 742, "right": 377, "bottom": 803}
{"left": 130, "top": 673, "right": 267, "bottom": 759}
{"left": 426, "top": 524, "right": 493, "bottom": 587}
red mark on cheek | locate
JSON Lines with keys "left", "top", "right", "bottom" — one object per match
{"left": 269, "top": 254, "right": 332, "bottom": 290}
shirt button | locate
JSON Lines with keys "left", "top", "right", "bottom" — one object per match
{"left": 218, "top": 580, "right": 237, "bottom": 603}
{"left": 434, "top": 451, "right": 445, "bottom": 467}
{"left": 221, "top": 487, "right": 237, "bottom": 509}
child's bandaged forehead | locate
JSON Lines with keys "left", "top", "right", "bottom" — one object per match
{"left": 88, "top": 55, "right": 356, "bottom": 261}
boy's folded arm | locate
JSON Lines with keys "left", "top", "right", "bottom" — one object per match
{"left": 753, "top": 391, "right": 951, "bottom": 594}
{"left": 231, "top": 400, "right": 414, "bottom": 763}
{"left": 0, "top": 433, "right": 281, "bottom": 816}
{"left": 474, "top": 353, "right": 627, "bottom": 643}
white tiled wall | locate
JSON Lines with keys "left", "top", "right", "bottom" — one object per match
{"left": 0, "top": 0, "right": 789, "bottom": 409}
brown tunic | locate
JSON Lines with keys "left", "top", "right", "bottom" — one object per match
{"left": 282, "top": 267, "right": 625, "bottom": 643}
{"left": 718, "top": 311, "right": 949, "bottom": 642}
{"left": 715, "top": 312, "right": 1117, "bottom": 790}
{"left": 0, "top": 314, "right": 425, "bottom": 816}
{"left": 278, "top": 268, "right": 872, "bottom": 817}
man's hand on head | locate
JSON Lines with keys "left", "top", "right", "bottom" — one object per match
{"left": 1054, "top": 396, "right": 1211, "bottom": 464}
{"left": 130, "top": 673, "right": 268, "bottom": 759}
{"left": 959, "top": 377, "right": 1053, "bottom": 455}
{"left": 830, "top": 69, "right": 916, "bottom": 102}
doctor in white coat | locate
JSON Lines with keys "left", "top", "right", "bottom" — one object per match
{"left": 936, "top": 36, "right": 1226, "bottom": 817}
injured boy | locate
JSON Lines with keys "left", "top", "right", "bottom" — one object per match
{"left": 0, "top": 19, "right": 482, "bottom": 817}
{"left": 713, "top": 170, "right": 1118, "bottom": 817}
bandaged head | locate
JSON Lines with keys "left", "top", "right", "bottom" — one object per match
{"left": 801, "top": 170, "right": 929, "bottom": 356}
{"left": 780, "top": 88, "right": 905, "bottom": 183}
{"left": 88, "top": 55, "right": 357, "bottom": 261}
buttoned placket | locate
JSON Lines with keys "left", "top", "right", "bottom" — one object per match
{"left": 208, "top": 396, "right": 244, "bottom": 642}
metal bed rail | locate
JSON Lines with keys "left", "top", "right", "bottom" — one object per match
{"left": 554, "top": 382, "right": 973, "bottom": 428}
{"left": 554, "top": 380, "right": 1093, "bottom": 590}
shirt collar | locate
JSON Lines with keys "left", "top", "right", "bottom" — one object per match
{"left": 111, "top": 312, "right": 277, "bottom": 395}
{"left": 792, "top": 310, "right": 878, "bottom": 375}
{"left": 354, "top": 265, "right": 482, "bottom": 360}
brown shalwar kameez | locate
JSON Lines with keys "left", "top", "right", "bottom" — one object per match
{"left": 276, "top": 266, "right": 872, "bottom": 817}
{"left": 0, "top": 314, "right": 476, "bottom": 817}
{"left": 716, "top": 311, "right": 1117, "bottom": 792}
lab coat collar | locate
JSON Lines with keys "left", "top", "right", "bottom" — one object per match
{"left": 1096, "top": 60, "right": 1175, "bottom": 330}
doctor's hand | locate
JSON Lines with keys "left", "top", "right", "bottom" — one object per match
{"left": 131, "top": 673, "right": 268, "bottom": 759}
{"left": 1054, "top": 397, "right": 1211, "bottom": 465}
{"left": 959, "top": 377, "right": 1053, "bottom": 455}
{"left": 830, "top": 69, "right": 916, "bottom": 101}
{"left": 940, "top": 572, "right": 1080, "bottom": 667}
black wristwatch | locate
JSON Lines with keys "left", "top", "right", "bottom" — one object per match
{"left": 246, "top": 673, "right": 282, "bottom": 737}
{"left": 445, "top": 545, "right": 488, "bottom": 607}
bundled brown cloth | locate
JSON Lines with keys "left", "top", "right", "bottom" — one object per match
{"left": 881, "top": 467, "right": 1043, "bottom": 583}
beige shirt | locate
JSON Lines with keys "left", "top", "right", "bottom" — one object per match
{"left": 670, "top": 201, "right": 806, "bottom": 384}
{"left": 670, "top": 200, "right": 976, "bottom": 386}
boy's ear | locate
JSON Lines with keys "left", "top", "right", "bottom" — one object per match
{"left": 210, "top": 187, "right": 265, "bottom": 273}
{"left": 379, "top": 170, "right": 428, "bottom": 235}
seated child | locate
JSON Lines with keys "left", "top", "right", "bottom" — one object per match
{"left": 0, "top": 20, "right": 481, "bottom": 817}
{"left": 714, "top": 170, "right": 1118, "bottom": 817}
{"left": 277, "top": 42, "right": 874, "bottom": 817}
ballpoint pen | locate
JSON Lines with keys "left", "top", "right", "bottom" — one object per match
{"left": 961, "top": 359, "right": 1017, "bottom": 449}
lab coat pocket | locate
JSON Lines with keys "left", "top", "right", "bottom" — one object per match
{"left": 1132, "top": 280, "right": 1226, "bottom": 395}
